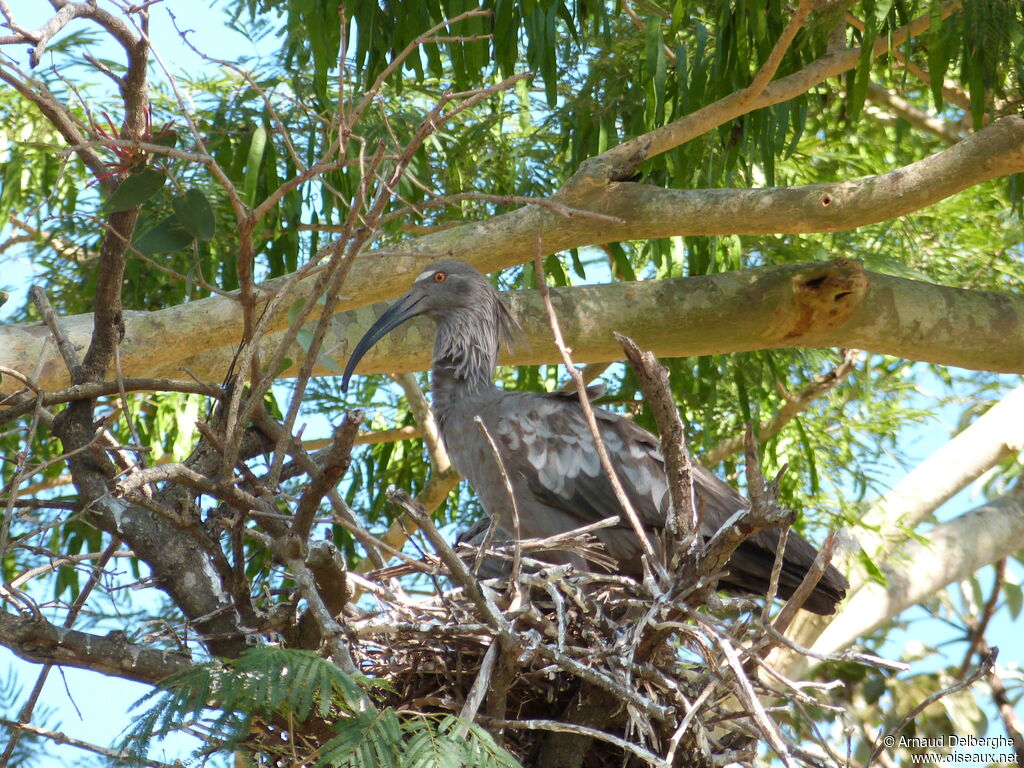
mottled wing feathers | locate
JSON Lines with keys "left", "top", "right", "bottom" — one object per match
{"left": 494, "top": 392, "right": 670, "bottom": 529}
{"left": 488, "top": 390, "right": 848, "bottom": 614}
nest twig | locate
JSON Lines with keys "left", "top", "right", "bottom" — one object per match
{"left": 343, "top": 488, "right": 895, "bottom": 768}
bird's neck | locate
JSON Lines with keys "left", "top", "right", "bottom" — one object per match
{"left": 429, "top": 309, "right": 500, "bottom": 424}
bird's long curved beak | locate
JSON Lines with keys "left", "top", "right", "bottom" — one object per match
{"left": 340, "top": 291, "right": 426, "bottom": 392}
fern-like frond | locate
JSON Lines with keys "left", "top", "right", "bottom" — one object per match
{"left": 119, "top": 647, "right": 523, "bottom": 768}
{"left": 316, "top": 708, "right": 402, "bottom": 768}
{"left": 401, "top": 714, "right": 521, "bottom": 768}
{"left": 401, "top": 716, "right": 462, "bottom": 768}
{"left": 119, "top": 646, "right": 374, "bottom": 759}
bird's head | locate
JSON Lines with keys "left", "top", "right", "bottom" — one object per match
{"left": 341, "top": 259, "right": 519, "bottom": 391}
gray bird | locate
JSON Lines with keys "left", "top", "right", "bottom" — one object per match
{"left": 342, "top": 259, "right": 848, "bottom": 614}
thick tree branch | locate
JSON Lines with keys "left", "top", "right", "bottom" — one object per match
{"left": 0, "top": 611, "right": 192, "bottom": 684}
{"left": 566, "top": 0, "right": 964, "bottom": 190}
{"left": 783, "top": 388, "right": 1024, "bottom": 668}
{"left": 809, "top": 481, "right": 1024, "bottom": 660}
{"left": 4, "top": 115, "right": 1023, "bottom": 394}
{"left": 190, "top": 257, "right": 1024, "bottom": 383}
{"left": 853, "top": 387, "right": 1024, "bottom": 585}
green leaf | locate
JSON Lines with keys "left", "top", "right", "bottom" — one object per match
{"left": 1004, "top": 580, "right": 1022, "bottom": 620}
{"left": 793, "top": 417, "right": 819, "bottom": 495}
{"left": 288, "top": 298, "right": 307, "bottom": 327}
{"left": 243, "top": 125, "right": 267, "bottom": 208}
{"left": 171, "top": 188, "right": 216, "bottom": 241}
{"left": 848, "top": 0, "right": 894, "bottom": 123}
{"left": 927, "top": 0, "right": 948, "bottom": 108}
{"left": 670, "top": 0, "right": 685, "bottom": 33}
{"left": 317, "top": 709, "right": 401, "bottom": 768}
{"left": 402, "top": 719, "right": 455, "bottom": 768}
{"left": 607, "top": 242, "right": 636, "bottom": 281}
{"left": 493, "top": 0, "right": 518, "bottom": 76}
{"left": 541, "top": 5, "right": 558, "bottom": 107}
{"left": 857, "top": 548, "right": 887, "bottom": 586}
{"left": 134, "top": 214, "right": 195, "bottom": 254}
{"left": 152, "top": 129, "right": 179, "bottom": 148}
{"left": 645, "top": 15, "right": 667, "bottom": 125}
{"left": 964, "top": 53, "right": 987, "bottom": 130}
{"left": 105, "top": 168, "right": 166, "bottom": 212}
{"left": 436, "top": 715, "right": 522, "bottom": 768}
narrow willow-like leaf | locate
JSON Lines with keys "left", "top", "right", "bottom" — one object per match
{"left": 927, "top": 0, "right": 948, "bottom": 108}
{"left": 243, "top": 125, "right": 267, "bottom": 208}
{"left": 1003, "top": 580, "right": 1022, "bottom": 620}
{"left": 793, "top": 416, "right": 820, "bottom": 495}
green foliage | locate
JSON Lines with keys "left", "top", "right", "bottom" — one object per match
{"left": 171, "top": 189, "right": 217, "bottom": 241}
{"left": 104, "top": 168, "right": 168, "bottom": 213}
{"left": 0, "top": 0, "right": 1016, "bottom": 599}
{"left": 133, "top": 214, "right": 196, "bottom": 255}
{"left": 397, "top": 715, "right": 522, "bottom": 768}
{"left": 122, "top": 647, "right": 369, "bottom": 754}
{"left": 121, "top": 647, "right": 520, "bottom": 768}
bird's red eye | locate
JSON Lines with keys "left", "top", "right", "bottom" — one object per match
{"left": 433, "top": 271, "right": 447, "bottom": 283}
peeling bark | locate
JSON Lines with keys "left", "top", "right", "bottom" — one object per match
{"left": 3, "top": 117, "right": 1024, "bottom": 394}
{"left": 8, "top": 258, "right": 1023, "bottom": 399}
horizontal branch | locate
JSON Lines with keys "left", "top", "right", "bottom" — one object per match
{"left": 865, "top": 82, "right": 963, "bottom": 145}
{"left": 0, "top": 611, "right": 192, "bottom": 684}
{"left": 0, "top": 717, "right": 174, "bottom": 768}
{"left": 293, "top": 259, "right": 1024, "bottom": 379}
{"left": 3, "top": 116, "right": 1023, "bottom": 393}
{"left": 0, "top": 378, "right": 224, "bottom": 423}
{"left": 855, "top": 387, "right": 1024, "bottom": 580}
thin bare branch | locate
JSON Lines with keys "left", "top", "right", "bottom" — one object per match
{"left": 533, "top": 248, "right": 664, "bottom": 577}
{"left": 28, "top": 286, "right": 81, "bottom": 378}
{"left": 959, "top": 559, "right": 1006, "bottom": 676}
{"left": 481, "top": 717, "right": 671, "bottom": 768}
{"left": 868, "top": 649, "right": 996, "bottom": 766}
{"left": 616, "top": 333, "right": 697, "bottom": 546}
{"left": 0, "top": 717, "right": 174, "bottom": 768}
{"left": 292, "top": 409, "right": 363, "bottom": 541}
